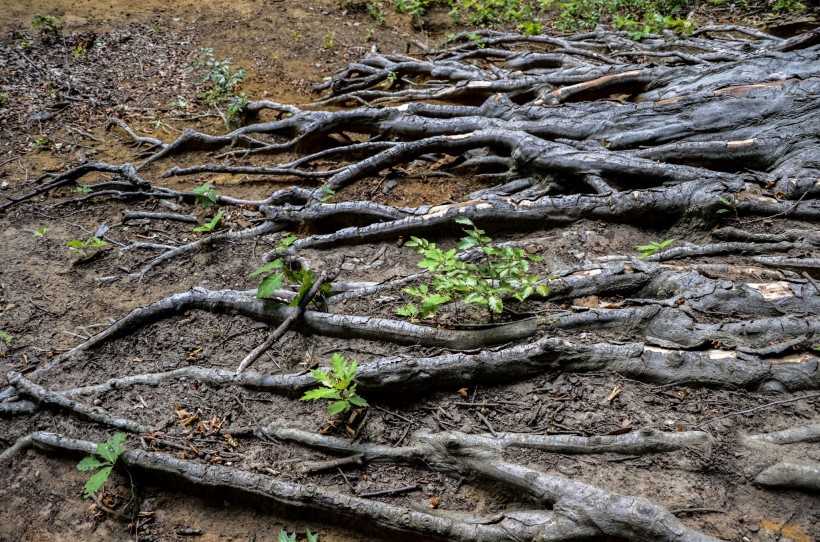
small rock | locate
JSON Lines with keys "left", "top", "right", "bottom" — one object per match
{"left": 383, "top": 180, "right": 398, "bottom": 194}
{"left": 341, "top": 262, "right": 356, "bottom": 271}
{"left": 93, "top": 398, "right": 103, "bottom": 406}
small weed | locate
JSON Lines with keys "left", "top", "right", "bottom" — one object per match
{"left": 191, "top": 182, "right": 220, "bottom": 208}
{"left": 364, "top": 27, "right": 376, "bottom": 41}
{"left": 193, "top": 210, "right": 224, "bottom": 234}
{"left": 319, "top": 185, "right": 336, "bottom": 203}
{"left": 68, "top": 236, "right": 107, "bottom": 254}
{"left": 187, "top": 48, "right": 247, "bottom": 124}
{"left": 398, "top": 217, "right": 548, "bottom": 320}
{"left": 250, "top": 236, "right": 333, "bottom": 305}
{"left": 717, "top": 196, "right": 738, "bottom": 218}
{"left": 72, "top": 43, "right": 86, "bottom": 57}
{"left": 0, "top": 92, "right": 8, "bottom": 108}
{"left": 72, "top": 185, "right": 93, "bottom": 194}
{"left": 395, "top": 0, "right": 430, "bottom": 21}
{"left": 292, "top": 31, "right": 303, "bottom": 41}
{"left": 385, "top": 70, "right": 399, "bottom": 88}
{"left": 76, "top": 433, "right": 127, "bottom": 499}
{"left": 450, "top": 0, "right": 534, "bottom": 26}
{"left": 323, "top": 30, "right": 335, "bottom": 49}
{"left": 33, "top": 227, "right": 48, "bottom": 238}
{"left": 636, "top": 238, "right": 675, "bottom": 259}
{"left": 368, "top": 0, "right": 386, "bottom": 23}
{"left": 32, "top": 13, "right": 63, "bottom": 39}
{"left": 278, "top": 530, "right": 319, "bottom": 542}
{"left": 518, "top": 20, "right": 543, "bottom": 35}
{"left": 771, "top": 0, "right": 805, "bottom": 12}
{"left": 29, "top": 137, "right": 50, "bottom": 150}
{"left": 301, "top": 353, "right": 369, "bottom": 417}
{"left": 0, "top": 331, "right": 11, "bottom": 345}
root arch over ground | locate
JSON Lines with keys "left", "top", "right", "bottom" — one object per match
{"left": 2, "top": 25, "right": 820, "bottom": 541}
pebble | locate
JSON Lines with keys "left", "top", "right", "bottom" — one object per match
{"left": 93, "top": 398, "right": 103, "bottom": 406}
{"left": 383, "top": 180, "right": 398, "bottom": 194}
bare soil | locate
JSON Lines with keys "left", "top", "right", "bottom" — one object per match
{"left": 1, "top": 2, "right": 819, "bottom": 542}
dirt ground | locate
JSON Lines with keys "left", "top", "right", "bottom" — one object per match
{"left": 1, "top": 1, "right": 819, "bottom": 541}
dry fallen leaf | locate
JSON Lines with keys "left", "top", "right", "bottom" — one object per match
{"left": 458, "top": 387, "right": 469, "bottom": 398}
{"left": 428, "top": 496, "right": 440, "bottom": 509}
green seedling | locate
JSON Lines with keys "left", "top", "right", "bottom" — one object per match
{"left": 33, "top": 227, "right": 48, "bottom": 238}
{"left": 319, "top": 185, "right": 335, "bottom": 203}
{"left": 397, "top": 216, "right": 548, "bottom": 319}
{"left": 322, "top": 30, "right": 335, "bottom": 49}
{"left": 192, "top": 210, "right": 224, "bottom": 233}
{"left": 250, "top": 236, "right": 332, "bottom": 305}
{"left": 73, "top": 186, "right": 93, "bottom": 194}
{"left": 278, "top": 531, "right": 319, "bottom": 542}
{"left": 301, "top": 353, "right": 369, "bottom": 417}
{"left": 32, "top": 13, "right": 63, "bottom": 39}
{"left": 636, "top": 238, "right": 675, "bottom": 259}
{"left": 0, "top": 331, "right": 11, "bottom": 345}
{"left": 187, "top": 48, "right": 247, "bottom": 125}
{"left": 76, "top": 433, "right": 126, "bottom": 498}
{"left": 68, "top": 236, "right": 108, "bottom": 253}
{"left": 717, "top": 196, "right": 738, "bottom": 218}
{"left": 368, "top": 0, "right": 386, "bottom": 24}
{"left": 191, "top": 182, "right": 219, "bottom": 208}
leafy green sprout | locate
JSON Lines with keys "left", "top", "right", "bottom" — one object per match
{"left": 323, "top": 31, "right": 335, "bottom": 49}
{"left": 278, "top": 530, "right": 319, "bottom": 542}
{"left": 397, "top": 216, "right": 548, "bottom": 320}
{"left": 73, "top": 185, "right": 93, "bottom": 194}
{"left": 76, "top": 433, "right": 127, "bottom": 499}
{"left": 301, "top": 353, "right": 369, "bottom": 417}
{"left": 32, "top": 13, "right": 63, "bottom": 38}
{"left": 0, "top": 331, "right": 11, "bottom": 345}
{"left": 717, "top": 196, "right": 738, "bottom": 218}
{"left": 319, "top": 185, "right": 335, "bottom": 203}
{"left": 636, "top": 238, "right": 675, "bottom": 259}
{"left": 33, "top": 227, "right": 48, "bottom": 238}
{"left": 192, "top": 210, "right": 225, "bottom": 233}
{"left": 191, "top": 182, "right": 220, "bottom": 208}
{"left": 68, "top": 236, "right": 108, "bottom": 253}
{"left": 187, "top": 48, "right": 247, "bottom": 124}
{"left": 250, "top": 236, "right": 333, "bottom": 305}
{"left": 368, "top": 0, "right": 386, "bottom": 24}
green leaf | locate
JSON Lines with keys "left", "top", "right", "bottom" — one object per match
{"left": 277, "top": 531, "right": 297, "bottom": 542}
{"left": 310, "top": 369, "right": 331, "bottom": 384}
{"left": 454, "top": 216, "right": 473, "bottom": 226}
{"left": 249, "top": 259, "right": 284, "bottom": 277}
{"left": 256, "top": 273, "right": 284, "bottom": 299}
{"left": 279, "top": 235, "right": 297, "bottom": 248}
{"left": 348, "top": 395, "right": 369, "bottom": 407}
{"left": 96, "top": 433, "right": 125, "bottom": 463}
{"left": 77, "top": 456, "right": 108, "bottom": 471}
{"left": 536, "top": 285, "right": 550, "bottom": 297}
{"left": 67, "top": 240, "right": 85, "bottom": 249}
{"left": 396, "top": 302, "right": 418, "bottom": 318}
{"left": 488, "top": 296, "right": 503, "bottom": 313}
{"left": 331, "top": 353, "right": 346, "bottom": 375}
{"left": 327, "top": 400, "right": 350, "bottom": 416}
{"left": 301, "top": 388, "right": 341, "bottom": 401}
{"left": 83, "top": 466, "right": 113, "bottom": 498}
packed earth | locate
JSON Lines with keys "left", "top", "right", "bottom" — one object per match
{"left": 1, "top": 1, "right": 819, "bottom": 541}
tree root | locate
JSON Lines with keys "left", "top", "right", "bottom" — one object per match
{"left": 2, "top": 431, "right": 721, "bottom": 541}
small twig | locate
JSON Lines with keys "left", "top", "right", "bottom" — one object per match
{"left": 300, "top": 454, "right": 364, "bottom": 473}
{"left": 697, "top": 393, "right": 820, "bottom": 428}
{"left": 670, "top": 507, "right": 725, "bottom": 515}
{"left": 801, "top": 271, "right": 820, "bottom": 294}
{"left": 357, "top": 484, "right": 420, "bottom": 498}
{"left": 237, "top": 266, "right": 338, "bottom": 373}
{"left": 476, "top": 411, "right": 498, "bottom": 437}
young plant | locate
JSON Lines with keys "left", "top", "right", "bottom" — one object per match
{"left": 0, "top": 330, "right": 11, "bottom": 346}
{"left": 301, "top": 353, "right": 368, "bottom": 417}
{"left": 322, "top": 31, "right": 335, "bottom": 49}
{"left": 636, "top": 238, "right": 675, "bottom": 259}
{"left": 250, "top": 236, "right": 333, "bottom": 305}
{"left": 717, "top": 196, "right": 738, "bottom": 218}
{"left": 187, "top": 48, "right": 247, "bottom": 124}
{"left": 33, "top": 227, "right": 48, "bottom": 238}
{"left": 398, "top": 216, "right": 548, "bottom": 319}
{"left": 191, "top": 182, "right": 220, "bottom": 208}
{"left": 278, "top": 531, "right": 319, "bottom": 542}
{"left": 76, "top": 433, "right": 127, "bottom": 498}
{"left": 68, "top": 236, "right": 108, "bottom": 254}
{"left": 73, "top": 185, "right": 93, "bottom": 194}
{"left": 192, "top": 210, "right": 224, "bottom": 233}
{"left": 32, "top": 13, "right": 63, "bottom": 40}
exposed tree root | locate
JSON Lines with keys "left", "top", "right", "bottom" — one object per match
{"left": 2, "top": 432, "right": 720, "bottom": 541}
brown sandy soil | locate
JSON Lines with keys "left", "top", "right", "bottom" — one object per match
{"left": 1, "top": 1, "right": 819, "bottom": 541}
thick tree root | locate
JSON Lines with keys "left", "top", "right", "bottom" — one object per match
{"left": 754, "top": 461, "right": 820, "bottom": 493}
{"left": 2, "top": 431, "right": 720, "bottom": 541}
